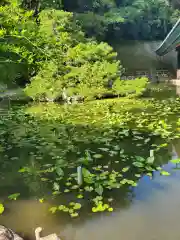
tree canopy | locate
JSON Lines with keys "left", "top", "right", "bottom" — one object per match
{"left": 0, "top": 0, "right": 178, "bottom": 101}
{"left": 15, "top": 0, "right": 180, "bottom": 41}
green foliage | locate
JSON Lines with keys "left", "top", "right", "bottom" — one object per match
{"left": 1, "top": 1, "right": 125, "bottom": 100}
{"left": 75, "top": 12, "right": 108, "bottom": 39}
{"left": 170, "top": 158, "right": 180, "bottom": 164}
{"left": 2, "top": 0, "right": 178, "bottom": 43}
{"left": 49, "top": 202, "right": 81, "bottom": 217}
{"left": 23, "top": 20, "right": 122, "bottom": 100}
{"left": 160, "top": 170, "right": 170, "bottom": 176}
{"left": 64, "top": 42, "right": 121, "bottom": 100}
{"left": 170, "top": 9, "right": 180, "bottom": 24}
{"left": 92, "top": 196, "right": 112, "bottom": 213}
{"left": 0, "top": 0, "right": 39, "bottom": 83}
{"left": 24, "top": 61, "right": 59, "bottom": 100}
{"left": 75, "top": 9, "right": 124, "bottom": 40}
{"left": 8, "top": 193, "right": 20, "bottom": 200}
{"left": 22, "top": 0, "right": 62, "bottom": 11}
{"left": 0, "top": 2, "right": 84, "bottom": 79}
{"left": 24, "top": 41, "right": 122, "bottom": 100}
{"left": 112, "top": 77, "right": 148, "bottom": 97}
{"left": 62, "top": 0, "right": 178, "bottom": 41}
{"left": 0, "top": 204, "right": 4, "bottom": 214}
{"left": 1, "top": 0, "right": 178, "bottom": 99}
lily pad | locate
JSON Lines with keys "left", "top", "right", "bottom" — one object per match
{"left": 93, "top": 154, "right": 103, "bottom": 159}
{"left": 132, "top": 161, "right": 144, "bottom": 168}
{"left": 0, "top": 204, "right": 4, "bottom": 214}
{"left": 160, "top": 170, "right": 170, "bottom": 176}
{"left": 8, "top": 193, "right": 20, "bottom": 201}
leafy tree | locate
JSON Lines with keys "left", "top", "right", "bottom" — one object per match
{"left": 2, "top": 0, "right": 178, "bottom": 41}
{"left": 170, "top": 9, "right": 180, "bottom": 24}
{"left": 0, "top": 0, "right": 172, "bottom": 101}
{"left": 24, "top": 40, "right": 122, "bottom": 101}
{"left": 112, "top": 77, "right": 148, "bottom": 97}
{"left": 1, "top": 1, "right": 125, "bottom": 101}
{"left": 0, "top": 0, "right": 37, "bottom": 84}
{"left": 21, "top": 0, "right": 62, "bottom": 13}
{"left": 62, "top": 0, "right": 178, "bottom": 41}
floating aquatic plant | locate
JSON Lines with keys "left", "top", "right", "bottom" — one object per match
{"left": 0, "top": 93, "right": 180, "bottom": 218}
{"left": 0, "top": 203, "right": 4, "bottom": 214}
{"left": 8, "top": 193, "right": 20, "bottom": 201}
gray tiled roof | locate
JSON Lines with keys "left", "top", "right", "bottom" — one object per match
{"left": 155, "top": 18, "right": 180, "bottom": 56}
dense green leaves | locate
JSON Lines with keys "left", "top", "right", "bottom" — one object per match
{"left": 112, "top": 77, "right": 148, "bottom": 97}
{"left": 0, "top": 0, "right": 177, "bottom": 99}
{"left": 1, "top": 1, "right": 135, "bottom": 100}
{"left": 63, "top": 0, "right": 178, "bottom": 41}
{"left": 1, "top": 0, "right": 179, "bottom": 44}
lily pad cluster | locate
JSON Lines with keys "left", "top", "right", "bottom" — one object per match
{"left": 49, "top": 202, "right": 82, "bottom": 218}
{"left": 0, "top": 92, "right": 180, "bottom": 217}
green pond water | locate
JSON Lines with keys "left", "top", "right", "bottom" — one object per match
{"left": 0, "top": 83, "right": 180, "bottom": 240}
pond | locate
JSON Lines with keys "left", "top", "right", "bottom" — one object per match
{"left": 0, "top": 83, "right": 180, "bottom": 240}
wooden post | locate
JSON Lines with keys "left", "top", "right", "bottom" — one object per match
{"left": 176, "top": 46, "right": 180, "bottom": 79}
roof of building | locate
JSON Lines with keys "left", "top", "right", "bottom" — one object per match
{"left": 155, "top": 18, "right": 180, "bottom": 56}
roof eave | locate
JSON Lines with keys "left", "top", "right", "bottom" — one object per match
{"left": 155, "top": 18, "right": 180, "bottom": 56}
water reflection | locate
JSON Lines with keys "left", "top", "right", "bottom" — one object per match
{"left": 175, "top": 85, "right": 180, "bottom": 96}
{"left": 73, "top": 138, "right": 180, "bottom": 240}
{"left": 1, "top": 96, "right": 180, "bottom": 240}
{"left": 0, "top": 140, "right": 180, "bottom": 240}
